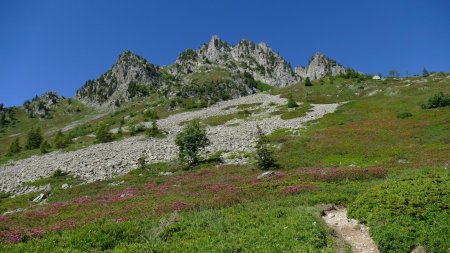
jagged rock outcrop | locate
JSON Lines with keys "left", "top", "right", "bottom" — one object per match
{"left": 74, "top": 36, "right": 348, "bottom": 107}
{"left": 295, "top": 53, "right": 346, "bottom": 80}
{"left": 169, "top": 35, "right": 299, "bottom": 87}
{"left": 76, "top": 50, "right": 162, "bottom": 108}
{"left": 23, "top": 91, "right": 64, "bottom": 118}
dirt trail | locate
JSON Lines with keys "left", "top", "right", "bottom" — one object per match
{"left": 322, "top": 206, "right": 380, "bottom": 253}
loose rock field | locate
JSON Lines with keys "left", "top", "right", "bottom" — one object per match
{"left": 0, "top": 94, "right": 339, "bottom": 195}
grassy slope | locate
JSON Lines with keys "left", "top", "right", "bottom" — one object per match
{"left": 271, "top": 76, "right": 450, "bottom": 169}
{"left": 0, "top": 100, "right": 95, "bottom": 156}
{"left": 0, "top": 74, "right": 449, "bottom": 252}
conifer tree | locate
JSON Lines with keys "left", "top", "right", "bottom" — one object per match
{"left": 7, "top": 137, "right": 21, "bottom": 156}
{"left": 422, "top": 67, "right": 429, "bottom": 77}
{"left": 305, "top": 77, "right": 312, "bottom": 86}
{"left": 25, "top": 127, "right": 43, "bottom": 150}
{"left": 255, "top": 125, "right": 278, "bottom": 170}
{"left": 40, "top": 140, "right": 50, "bottom": 154}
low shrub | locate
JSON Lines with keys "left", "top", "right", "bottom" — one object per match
{"left": 279, "top": 184, "right": 319, "bottom": 195}
{"left": 52, "top": 169, "right": 67, "bottom": 178}
{"left": 287, "top": 95, "right": 298, "bottom": 108}
{"left": 145, "top": 121, "right": 164, "bottom": 138}
{"left": 303, "top": 167, "right": 386, "bottom": 182}
{"left": 304, "top": 77, "right": 312, "bottom": 86}
{"left": 397, "top": 112, "right": 412, "bottom": 119}
{"left": 95, "top": 124, "right": 113, "bottom": 143}
{"left": 144, "top": 109, "right": 159, "bottom": 120}
{"left": 348, "top": 169, "right": 450, "bottom": 253}
{"left": 421, "top": 92, "right": 450, "bottom": 109}
{"left": 129, "top": 124, "right": 145, "bottom": 136}
{"left": 256, "top": 81, "right": 273, "bottom": 91}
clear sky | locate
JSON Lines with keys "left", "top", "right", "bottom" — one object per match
{"left": 1, "top": 0, "right": 449, "bottom": 107}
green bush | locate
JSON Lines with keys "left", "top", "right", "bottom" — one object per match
{"left": 175, "top": 119, "right": 210, "bottom": 166}
{"left": 25, "top": 127, "right": 43, "bottom": 150}
{"left": 52, "top": 169, "right": 66, "bottom": 178}
{"left": 146, "top": 121, "right": 164, "bottom": 138}
{"left": 397, "top": 112, "right": 412, "bottom": 119}
{"left": 255, "top": 125, "right": 278, "bottom": 170}
{"left": 95, "top": 124, "right": 113, "bottom": 143}
{"left": 256, "top": 81, "right": 273, "bottom": 91}
{"left": 137, "top": 156, "right": 146, "bottom": 169}
{"left": 348, "top": 169, "right": 450, "bottom": 253}
{"left": 129, "top": 123, "right": 145, "bottom": 136}
{"left": 304, "top": 77, "right": 312, "bottom": 86}
{"left": 287, "top": 95, "right": 298, "bottom": 108}
{"left": 144, "top": 109, "right": 159, "bottom": 120}
{"left": 39, "top": 140, "right": 50, "bottom": 154}
{"left": 54, "top": 130, "right": 72, "bottom": 149}
{"left": 421, "top": 92, "right": 450, "bottom": 109}
{"left": 7, "top": 137, "right": 21, "bottom": 156}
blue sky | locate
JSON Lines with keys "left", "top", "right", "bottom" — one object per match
{"left": 1, "top": 0, "right": 449, "bottom": 106}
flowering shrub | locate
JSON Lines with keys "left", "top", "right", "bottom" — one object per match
{"left": 303, "top": 167, "right": 386, "bottom": 181}
{"left": 271, "top": 171, "right": 287, "bottom": 179}
{"left": 72, "top": 196, "right": 92, "bottom": 204}
{"left": 50, "top": 202, "right": 70, "bottom": 209}
{"left": 172, "top": 201, "right": 188, "bottom": 211}
{"left": 279, "top": 185, "right": 319, "bottom": 195}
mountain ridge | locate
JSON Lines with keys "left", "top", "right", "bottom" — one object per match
{"left": 73, "top": 35, "right": 348, "bottom": 108}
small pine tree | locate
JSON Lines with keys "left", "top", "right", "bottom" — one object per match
{"left": 138, "top": 156, "right": 146, "bottom": 169}
{"left": 54, "top": 130, "right": 69, "bottom": 149}
{"left": 0, "top": 113, "right": 6, "bottom": 128}
{"left": 25, "top": 127, "right": 43, "bottom": 150}
{"left": 40, "top": 140, "right": 50, "bottom": 154}
{"left": 7, "top": 137, "right": 21, "bottom": 156}
{"left": 422, "top": 67, "right": 429, "bottom": 77}
{"left": 117, "top": 122, "right": 123, "bottom": 136}
{"left": 287, "top": 95, "right": 298, "bottom": 108}
{"left": 305, "top": 77, "right": 312, "bottom": 86}
{"left": 95, "top": 124, "right": 113, "bottom": 143}
{"left": 388, "top": 70, "right": 399, "bottom": 78}
{"left": 255, "top": 125, "right": 278, "bottom": 170}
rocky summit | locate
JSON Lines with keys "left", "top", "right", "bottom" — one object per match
{"left": 76, "top": 50, "right": 162, "bottom": 108}
{"left": 75, "top": 35, "right": 347, "bottom": 108}
{"left": 295, "top": 52, "right": 346, "bottom": 80}
{"left": 23, "top": 91, "right": 65, "bottom": 118}
{"left": 168, "top": 35, "right": 299, "bottom": 87}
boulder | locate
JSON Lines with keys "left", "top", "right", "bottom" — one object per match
{"left": 257, "top": 171, "right": 274, "bottom": 180}
{"left": 32, "top": 193, "right": 45, "bottom": 203}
